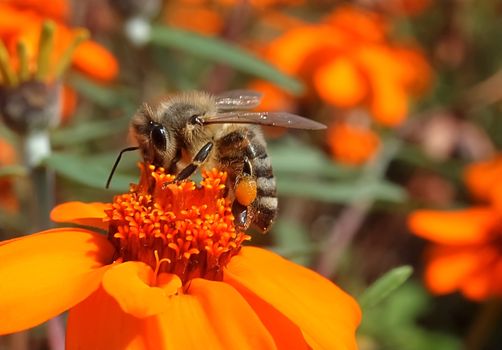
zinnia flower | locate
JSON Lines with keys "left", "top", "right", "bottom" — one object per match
{"left": 0, "top": 1, "right": 118, "bottom": 84}
{"left": 0, "top": 1, "right": 119, "bottom": 133}
{"left": 264, "top": 6, "right": 431, "bottom": 127}
{"left": 0, "top": 163, "right": 361, "bottom": 349}
{"left": 408, "top": 155, "right": 502, "bottom": 300}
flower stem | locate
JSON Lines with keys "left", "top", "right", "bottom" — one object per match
{"left": 22, "top": 130, "right": 53, "bottom": 230}
{"left": 22, "top": 130, "right": 65, "bottom": 349}
{"left": 465, "top": 298, "right": 502, "bottom": 350}
{"left": 316, "top": 136, "right": 401, "bottom": 278}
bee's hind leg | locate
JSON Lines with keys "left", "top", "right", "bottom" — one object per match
{"left": 174, "top": 142, "right": 213, "bottom": 181}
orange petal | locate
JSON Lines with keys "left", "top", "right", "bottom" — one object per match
{"left": 231, "top": 278, "right": 310, "bottom": 349}
{"left": 61, "top": 84, "right": 78, "bottom": 122}
{"left": 313, "top": 58, "right": 367, "bottom": 107}
{"left": 460, "top": 266, "right": 494, "bottom": 301}
{"left": 69, "top": 278, "right": 276, "bottom": 349}
{"left": 5, "top": 0, "right": 70, "bottom": 21}
{"left": 266, "top": 25, "right": 344, "bottom": 74}
{"left": 464, "top": 155, "right": 502, "bottom": 202}
{"left": 327, "top": 122, "right": 380, "bottom": 165}
{"left": 369, "top": 80, "right": 408, "bottom": 126}
{"left": 247, "top": 80, "right": 296, "bottom": 112}
{"left": 154, "top": 278, "right": 276, "bottom": 349}
{"left": 50, "top": 201, "right": 109, "bottom": 230}
{"left": 102, "top": 261, "right": 180, "bottom": 318}
{"left": 225, "top": 247, "right": 361, "bottom": 350}
{"left": 67, "top": 286, "right": 161, "bottom": 350}
{"left": 72, "top": 40, "right": 119, "bottom": 82}
{"left": 408, "top": 208, "right": 498, "bottom": 245}
{"left": 0, "top": 228, "right": 114, "bottom": 334}
{"left": 424, "top": 245, "right": 485, "bottom": 295}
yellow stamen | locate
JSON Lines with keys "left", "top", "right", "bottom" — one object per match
{"left": 54, "top": 28, "right": 89, "bottom": 79}
{"left": 35, "top": 21, "right": 56, "bottom": 81}
{"left": 0, "top": 40, "right": 18, "bottom": 86}
{"left": 16, "top": 40, "right": 29, "bottom": 82}
{"left": 105, "top": 164, "right": 250, "bottom": 285}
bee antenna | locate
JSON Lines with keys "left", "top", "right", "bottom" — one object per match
{"left": 106, "top": 146, "right": 140, "bottom": 189}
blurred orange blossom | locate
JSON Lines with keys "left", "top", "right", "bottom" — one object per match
{"left": 0, "top": 0, "right": 118, "bottom": 121}
{"left": 408, "top": 156, "right": 502, "bottom": 300}
{"left": 264, "top": 6, "right": 431, "bottom": 127}
{"left": 0, "top": 164, "right": 361, "bottom": 349}
{"left": 327, "top": 121, "right": 380, "bottom": 165}
{"left": 464, "top": 155, "right": 502, "bottom": 210}
{"left": 0, "top": 1, "right": 118, "bottom": 83}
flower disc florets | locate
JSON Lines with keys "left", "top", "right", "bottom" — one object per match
{"left": 105, "top": 164, "right": 250, "bottom": 284}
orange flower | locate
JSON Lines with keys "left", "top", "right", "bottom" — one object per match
{"left": 0, "top": 1, "right": 118, "bottom": 122}
{"left": 409, "top": 156, "right": 502, "bottom": 300}
{"left": 408, "top": 208, "right": 502, "bottom": 300}
{"left": 464, "top": 155, "right": 502, "bottom": 210}
{"left": 164, "top": 1, "right": 224, "bottom": 36}
{"left": 265, "top": 6, "right": 431, "bottom": 127}
{"left": 0, "top": 164, "right": 361, "bottom": 349}
{"left": 0, "top": 3, "right": 118, "bottom": 84}
{"left": 2, "top": 0, "right": 69, "bottom": 22}
{"left": 247, "top": 80, "right": 296, "bottom": 112}
{"left": 327, "top": 121, "right": 380, "bottom": 165}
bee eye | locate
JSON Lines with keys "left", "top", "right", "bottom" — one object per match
{"left": 150, "top": 123, "right": 167, "bottom": 151}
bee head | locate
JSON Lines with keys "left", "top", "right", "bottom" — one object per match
{"left": 130, "top": 102, "right": 177, "bottom": 168}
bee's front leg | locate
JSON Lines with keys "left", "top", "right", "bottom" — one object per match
{"left": 174, "top": 141, "right": 213, "bottom": 181}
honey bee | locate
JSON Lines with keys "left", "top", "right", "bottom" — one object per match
{"left": 108, "top": 90, "right": 325, "bottom": 233}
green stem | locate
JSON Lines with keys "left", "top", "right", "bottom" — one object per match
{"left": 465, "top": 298, "right": 502, "bottom": 350}
{"left": 22, "top": 130, "right": 54, "bottom": 231}
{"left": 316, "top": 136, "right": 401, "bottom": 278}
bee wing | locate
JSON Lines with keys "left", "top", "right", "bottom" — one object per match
{"left": 202, "top": 111, "right": 326, "bottom": 130}
{"left": 215, "top": 90, "right": 263, "bottom": 110}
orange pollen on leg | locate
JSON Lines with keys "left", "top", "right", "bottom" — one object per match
{"left": 104, "top": 163, "right": 250, "bottom": 285}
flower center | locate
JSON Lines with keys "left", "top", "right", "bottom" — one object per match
{"left": 105, "top": 164, "right": 250, "bottom": 285}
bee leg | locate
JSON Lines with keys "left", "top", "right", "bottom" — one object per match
{"left": 232, "top": 158, "right": 257, "bottom": 231}
{"left": 232, "top": 201, "right": 254, "bottom": 231}
{"left": 174, "top": 142, "right": 213, "bottom": 181}
{"left": 234, "top": 158, "right": 257, "bottom": 206}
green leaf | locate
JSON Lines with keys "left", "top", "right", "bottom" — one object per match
{"left": 359, "top": 265, "right": 414, "bottom": 310}
{"left": 46, "top": 152, "right": 138, "bottom": 191}
{"left": 149, "top": 25, "right": 304, "bottom": 94}
{"left": 0, "top": 165, "right": 27, "bottom": 178}
{"left": 67, "top": 73, "right": 135, "bottom": 109}
{"left": 269, "top": 141, "right": 355, "bottom": 179}
{"left": 51, "top": 117, "right": 130, "bottom": 146}
{"left": 277, "top": 177, "right": 407, "bottom": 203}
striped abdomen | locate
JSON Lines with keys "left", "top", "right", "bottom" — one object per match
{"left": 216, "top": 126, "right": 277, "bottom": 233}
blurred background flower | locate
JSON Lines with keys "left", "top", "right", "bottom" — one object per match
{"left": 1, "top": 0, "right": 502, "bottom": 349}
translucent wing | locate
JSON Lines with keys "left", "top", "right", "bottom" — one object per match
{"left": 202, "top": 111, "right": 326, "bottom": 130}
{"left": 215, "top": 90, "right": 263, "bottom": 110}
